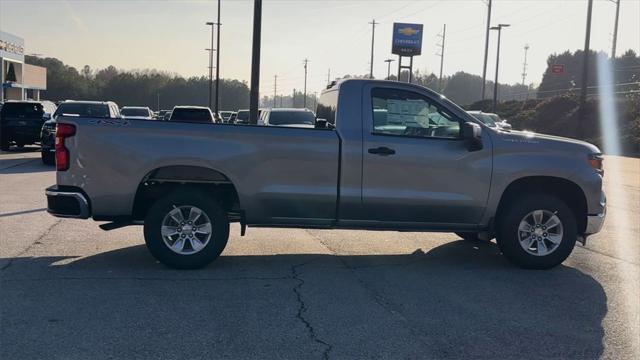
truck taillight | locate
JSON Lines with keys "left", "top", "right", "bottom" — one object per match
{"left": 55, "top": 123, "right": 76, "bottom": 171}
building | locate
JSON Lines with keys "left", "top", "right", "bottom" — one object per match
{"left": 1, "top": 31, "right": 47, "bottom": 101}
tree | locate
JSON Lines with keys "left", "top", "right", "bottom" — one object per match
{"left": 6, "top": 63, "right": 17, "bottom": 82}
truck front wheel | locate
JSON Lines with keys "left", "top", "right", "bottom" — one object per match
{"left": 496, "top": 194, "right": 577, "bottom": 269}
{"left": 143, "top": 189, "right": 229, "bottom": 269}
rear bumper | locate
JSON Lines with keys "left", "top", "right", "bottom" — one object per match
{"left": 45, "top": 185, "right": 90, "bottom": 219}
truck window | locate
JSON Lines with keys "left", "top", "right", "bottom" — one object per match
{"left": 371, "top": 88, "right": 460, "bottom": 139}
{"left": 316, "top": 90, "right": 338, "bottom": 125}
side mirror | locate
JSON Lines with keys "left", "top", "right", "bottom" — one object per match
{"left": 43, "top": 113, "right": 51, "bottom": 120}
{"left": 315, "top": 118, "right": 328, "bottom": 129}
{"left": 462, "top": 122, "right": 483, "bottom": 151}
{"left": 500, "top": 121, "right": 512, "bottom": 130}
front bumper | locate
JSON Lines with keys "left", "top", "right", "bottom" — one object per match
{"left": 585, "top": 210, "right": 606, "bottom": 235}
{"left": 45, "top": 185, "right": 91, "bottom": 219}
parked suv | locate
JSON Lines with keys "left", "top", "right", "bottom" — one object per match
{"left": 1, "top": 100, "right": 57, "bottom": 150}
{"left": 169, "top": 106, "right": 214, "bottom": 123}
{"left": 40, "top": 101, "right": 120, "bottom": 165}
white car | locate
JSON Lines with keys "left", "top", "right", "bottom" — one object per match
{"left": 259, "top": 108, "right": 316, "bottom": 128}
{"left": 120, "top": 106, "right": 154, "bottom": 120}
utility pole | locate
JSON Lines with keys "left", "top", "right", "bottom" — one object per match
{"left": 611, "top": 0, "right": 620, "bottom": 59}
{"left": 384, "top": 59, "right": 395, "bottom": 80}
{"left": 369, "top": 19, "right": 378, "bottom": 79}
{"left": 273, "top": 75, "right": 277, "bottom": 108}
{"left": 579, "top": 0, "right": 593, "bottom": 133}
{"left": 490, "top": 24, "right": 510, "bottom": 112}
{"left": 292, "top": 88, "right": 296, "bottom": 108}
{"left": 157, "top": 92, "right": 160, "bottom": 111}
{"left": 436, "top": 24, "right": 446, "bottom": 92}
{"left": 521, "top": 44, "right": 529, "bottom": 85}
{"left": 481, "top": 0, "right": 492, "bottom": 100}
{"left": 303, "top": 58, "right": 309, "bottom": 108}
{"left": 215, "top": 0, "right": 221, "bottom": 115}
{"left": 205, "top": 22, "right": 215, "bottom": 109}
{"left": 326, "top": 68, "right": 331, "bottom": 85}
{"left": 249, "top": 0, "right": 262, "bottom": 124}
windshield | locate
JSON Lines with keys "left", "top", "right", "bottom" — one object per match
{"left": 1, "top": 103, "right": 44, "bottom": 119}
{"left": 54, "top": 103, "right": 110, "bottom": 118}
{"left": 170, "top": 108, "right": 212, "bottom": 123}
{"left": 121, "top": 108, "right": 149, "bottom": 117}
{"left": 268, "top": 111, "right": 315, "bottom": 125}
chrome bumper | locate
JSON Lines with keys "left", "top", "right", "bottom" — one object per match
{"left": 585, "top": 209, "right": 606, "bottom": 235}
{"left": 45, "top": 186, "right": 90, "bottom": 219}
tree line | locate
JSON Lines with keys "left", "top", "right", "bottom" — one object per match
{"left": 26, "top": 48, "right": 638, "bottom": 110}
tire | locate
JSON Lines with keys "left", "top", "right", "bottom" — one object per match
{"left": 496, "top": 194, "right": 577, "bottom": 269}
{"left": 41, "top": 151, "right": 55, "bottom": 165}
{"left": 455, "top": 232, "right": 483, "bottom": 242}
{"left": 143, "top": 189, "right": 230, "bottom": 269}
{"left": 0, "top": 135, "right": 9, "bottom": 151}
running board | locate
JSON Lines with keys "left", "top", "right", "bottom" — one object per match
{"left": 99, "top": 221, "right": 142, "bottom": 231}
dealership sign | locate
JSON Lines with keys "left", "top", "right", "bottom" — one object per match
{"left": 551, "top": 64, "right": 565, "bottom": 74}
{"left": 392, "top": 23, "right": 423, "bottom": 56}
{"left": 0, "top": 31, "right": 25, "bottom": 62}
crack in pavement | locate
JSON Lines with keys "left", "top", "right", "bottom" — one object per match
{"left": 303, "top": 230, "right": 444, "bottom": 353}
{"left": 1, "top": 219, "right": 62, "bottom": 271}
{"left": 291, "top": 260, "right": 334, "bottom": 360}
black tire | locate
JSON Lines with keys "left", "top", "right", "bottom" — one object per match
{"left": 455, "top": 232, "right": 483, "bottom": 242}
{"left": 144, "top": 189, "right": 229, "bottom": 269}
{"left": 496, "top": 194, "right": 577, "bottom": 269}
{"left": 41, "top": 151, "right": 55, "bottom": 165}
{"left": 0, "top": 135, "right": 9, "bottom": 151}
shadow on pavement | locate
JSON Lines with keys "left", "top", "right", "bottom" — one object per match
{"left": 0, "top": 158, "right": 53, "bottom": 173}
{"left": 1, "top": 240, "right": 606, "bottom": 359}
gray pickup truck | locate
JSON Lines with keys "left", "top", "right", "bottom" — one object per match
{"left": 45, "top": 79, "right": 606, "bottom": 270}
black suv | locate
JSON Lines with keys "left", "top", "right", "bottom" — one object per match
{"left": 1, "top": 100, "right": 57, "bottom": 151}
{"left": 40, "top": 101, "right": 120, "bottom": 165}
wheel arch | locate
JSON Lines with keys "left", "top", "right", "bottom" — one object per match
{"left": 132, "top": 165, "right": 242, "bottom": 221}
{"left": 495, "top": 176, "right": 588, "bottom": 234}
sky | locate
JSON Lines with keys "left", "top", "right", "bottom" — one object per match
{"left": 1, "top": 0, "right": 639, "bottom": 97}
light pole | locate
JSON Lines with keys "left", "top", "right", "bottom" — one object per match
{"left": 303, "top": 58, "right": 309, "bottom": 108}
{"left": 481, "top": 0, "right": 492, "bottom": 100}
{"left": 215, "top": 0, "right": 221, "bottom": 115}
{"left": 384, "top": 59, "right": 395, "bottom": 80}
{"left": 249, "top": 0, "right": 262, "bottom": 124}
{"left": 490, "top": 23, "right": 509, "bottom": 112}
{"left": 205, "top": 22, "right": 216, "bottom": 109}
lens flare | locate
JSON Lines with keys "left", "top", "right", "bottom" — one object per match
{"left": 596, "top": 55, "right": 640, "bottom": 357}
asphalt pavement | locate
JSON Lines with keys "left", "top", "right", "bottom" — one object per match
{"left": 1, "top": 149, "right": 638, "bottom": 359}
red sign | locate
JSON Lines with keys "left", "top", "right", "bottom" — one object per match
{"left": 551, "top": 64, "right": 565, "bottom": 74}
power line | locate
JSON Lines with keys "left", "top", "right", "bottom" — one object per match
{"left": 369, "top": 19, "right": 378, "bottom": 79}
{"left": 521, "top": 44, "right": 530, "bottom": 85}
{"left": 303, "top": 58, "right": 309, "bottom": 108}
{"left": 436, "top": 24, "right": 446, "bottom": 92}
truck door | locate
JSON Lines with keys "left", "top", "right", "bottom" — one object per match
{"left": 360, "top": 85, "right": 492, "bottom": 225}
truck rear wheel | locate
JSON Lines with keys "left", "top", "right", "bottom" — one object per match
{"left": 143, "top": 189, "right": 229, "bottom": 269}
{"left": 41, "top": 151, "right": 55, "bottom": 165}
{"left": 496, "top": 194, "right": 577, "bottom": 269}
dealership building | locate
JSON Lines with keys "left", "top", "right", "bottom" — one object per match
{"left": 1, "top": 31, "right": 47, "bottom": 101}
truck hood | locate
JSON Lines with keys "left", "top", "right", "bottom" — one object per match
{"left": 496, "top": 129, "right": 601, "bottom": 155}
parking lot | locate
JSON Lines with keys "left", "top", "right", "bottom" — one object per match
{"left": 1, "top": 149, "right": 638, "bottom": 359}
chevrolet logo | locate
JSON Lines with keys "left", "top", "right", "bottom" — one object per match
{"left": 398, "top": 27, "right": 419, "bottom": 36}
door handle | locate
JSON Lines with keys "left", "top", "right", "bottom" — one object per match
{"left": 368, "top": 146, "right": 396, "bottom": 156}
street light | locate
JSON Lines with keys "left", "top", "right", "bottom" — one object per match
{"left": 384, "top": 59, "right": 395, "bottom": 80}
{"left": 490, "top": 23, "right": 510, "bottom": 112}
{"left": 205, "top": 22, "right": 216, "bottom": 109}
